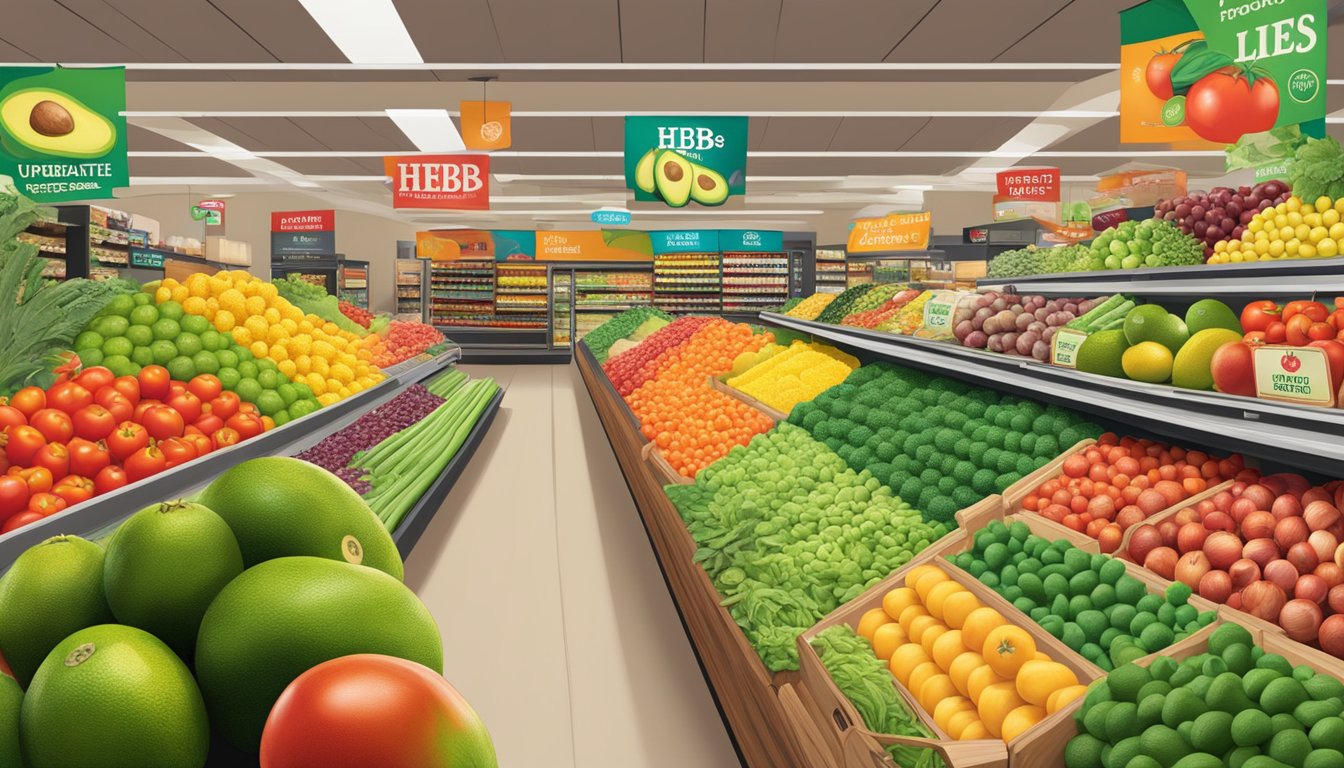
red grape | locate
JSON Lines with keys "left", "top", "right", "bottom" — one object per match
{"left": 1154, "top": 181, "right": 1292, "bottom": 260}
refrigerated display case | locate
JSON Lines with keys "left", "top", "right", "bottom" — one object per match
{"left": 815, "top": 247, "right": 847, "bottom": 293}
{"left": 721, "top": 251, "right": 789, "bottom": 313}
{"left": 552, "top": 270, "right": 572, "bottom": 347}
{"left": 654, "top": 252, "right": 721, "bottom": 314}
{"left": 396, "top": 257, "right": 427, "bottom": 322}
{"left": 339, "top": 259, "right": 369, "bottom": 309}
{"left": 429, "top": 260, "right": 496, "bottom": 327}
{"left": 493, "top": 263, "right": 549, "bottom": 328}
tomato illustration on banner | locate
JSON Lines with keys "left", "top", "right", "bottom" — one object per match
{"left": 624, "top": 117, "right": 747, "bottom": 207}
{"left": 459, "top": 101, "right": 511, "bottom": 150}
{"left": 383, "top": 155, "right": 490, "bottom": 210}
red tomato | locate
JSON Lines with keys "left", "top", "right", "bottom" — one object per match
{"left": 29, "top": 409, "right": 73, "bottom": 444}
{"left": 209, "top": 392, "right": 241, "bottom": 420}
{"left": 52, "top": 476, "right": 94, "bottom": 508}
{"left": 2, "top": 511, "right": 43, "bottom": 533}
{"left": 211, "top": 427, "right": 241, "bottom": 450}
{"left": 168, "top": 381, "right": 187, "bottom": 399}
{"left": 1285, "top": 300, "right": 1330, "bottom": 324}
{"left": 94, "top": 388, "right": 134, "bottom": 422}
{"left": 1185, "top": 68, "right": 1278, "bottom": 144}
{"left": 46, "top": 382, "right": 93, "bottom": 414}
{"left": 106, "top": 421, "right": 149, "bottom": 462}
{"left": 193, "top": 413, "right": 224, "bottom": 436}
{"left": 67, "top": 438, "right": 111, "bottom": 479}
{"left": 1145, "top": 51, "right": 1182, "bottom": 100}
{"left": 31, "top": 443, "right": 68, "bottom": 481}
{"left": 159, "top": 437, "right": 198, "bottom": 469}
{"left": 123, "top": 445, "right": 167, "bottom": 482}
{"left": 1240, "top": 300, "right": 1282, "bottom": 333}
{"left": 93, "top": 465, "right": 128, "bottom": 495}
{"left": 4, "top": 425, "right": 46, "bottom": 466}
{"left": 187, "top": 374, "right": 223, "bottom": 403}
{"left": 226, "top": 413, "right": 265, "bottom": 440}
{"left": 1265, "top": 321, "right": 1288, "bottom": 345}
{"left": 166, "top": 392, "right": 202, "bottom": 425}
{"left": 16, "top": 466, "right": 52, "bottom": 494}
{"left": 259, "top": 655, "right": 497, "bottom": 768}
{"left": 1286, "top": 314, "right": 1314, "bottom": 346}
{"left": 182, "top": 432, "right": 213, "bottom": 458}
{"left": 0, "top": 406, "right": 24, "bottom": 431}
{"left": 132, "top": 400, "right": 159, "bottom": 422}
{"left": 111, "top": 375, "right": 141, "bottom": 404}
{"left": 138, "top": 365, "right": 171, "bottom": 401}
{"left": 142, "top": 405, "right": 186, "bottom": 441}
{"left": 73, "top": 366, "right": 115, "bottom": 394}
{"left": 1309, "top": 340, "right": 1344, "bottom": 386}
{"left": 0, "top": 475, "right": 30, "bottom": 521}
{"left": 28, "top": 492, "right": 66, "bottom": 516}
{"left": 1308, "top": 322, "right": 1335, "bottom": 341}
{"left": 70, "top": 404, "right": 116, "bottom": 441}
{"left": 9, "top": 387, "right": 45, "bottom": 419}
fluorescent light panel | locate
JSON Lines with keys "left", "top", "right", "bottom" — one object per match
{"left": 297, "top": 0, "right": 422, "bottom": 64}
{"left": 385, "top": 109, "right": 465, "bottom": 152}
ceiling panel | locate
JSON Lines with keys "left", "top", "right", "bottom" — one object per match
{"left": 776, "top": 0, "right": 938, "bottom": 62}
{"left": 286, "top": 117, "right": 417, "bottom": 152}
{"left": 900, "top": 117, "right": 1035, "bottom": 151}
{"left": 127, "top": 125, "right": 199, "bottom": 152}
{"left": 129, "top": 157, "right": 253, "bottom": 177}
{"left": 746, "top": 157, "right": 962, "bottom": 175}
{"left": 750, "top": 117, "right": 769, "bottom": 148}
{"left": 275, "top": 157, "right": 382, "bottom": 176}
{"left": 0, "top": 37, "right": 35, "bottom": 61}
{"left": 488, "top": 0, "right": 622, "bottom": 62}
{"left": 591, "top": 117, "right": 624, "bottom": 149}
{"left": 511, "top": 158, "right": 624, "bottom": 175}
{"left": 0, "top": 0, "right": 137, "bottom": 62}
{"left": 183, "top": 117, "right": 327, "bottom": 152}
{"left": 827, "top": 117, "right": 929, "bottom": 151}
{"left": 53, "top": 0, "right": 188, "bottom": 61}
{"left": 619, "top": 0, "right": 706, "bottom": 62}
{"left": 996, "top": 0, "right": 1134, "bottom": 63}
{"left": 754, "top": 117, "right": 843, "bottom": 150}
{"left": 886, "top": 0, "right": 1071, "bottom": 62}
{"left": 208, "top": 0, "right": 347, "bottom": 62}
{"left": 396, "top": 0, "right": 504, "bottom": 62}
{"left": 508, "top": 117, "right": 597, "bottom": 151}
{"left": 704, "top": 0, "right": 781, "bottom": 62}
{"left": 103, "top": 0, "right": 278, "bottom": 62}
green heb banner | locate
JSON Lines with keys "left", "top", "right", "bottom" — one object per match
{"left": 623, "top": 116, "right": 747, "bottom": 207}
{"left": 0, "top": 67, "right": 128, "bottom": 202}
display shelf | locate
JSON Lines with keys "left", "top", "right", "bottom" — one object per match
{"left": 757, "top": 312, "right": 1344, "bottom": 478}
{"left": 976, "top": 256, "right": 1344, "bottom": 297}
{"left": 654, "top": 253, "right": 722, "bottom": 313}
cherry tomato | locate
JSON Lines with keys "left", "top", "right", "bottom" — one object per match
{"left": 31, "top": 443, "right": 68, "bottom": 481}
{"left": 16, "top": 466, "right": 52, "bottom": 494}
{"left": 211, "top": 427, "right": 241, "bottom": 450}
{"left": 66, "top": 438, "right": 111, "bottom": 478}
{"left": 106, "top": 421, "right": 149, "bottom": 462}
{"left": 1243, "top": 331, "right": 1267, "bottom": 345}
{"left": 0, "top": 475, "right": 30, "bottom": 521}
{"left": 29, "top": 409, "right": 73, "bottom": 444}
{"left": 1286, "top": 314, "right": 1314, "bottom": 346}
{"left": 193, "top": 413, "right": 224, "bottom": 436}
{"left": 73, "top": 366, "right": 115, "bottom": 394}
{"left": 93, "top": 465, "right": 128, "bottom": 495}
{"left": 1185, "top": 67, "right": 1278, "bottom": 144}
{"left": 142, "top": 405, "right": 186, "bottom": 441}
{"left": 168, "top": 381, "right": 188, "bottom": 399}
{"left": 111, "top": 375, "right": 141, "bottom": 404}
{"left": 0, "top": 406, "right": 24, "bottom": 432}
{"left": 124, "top": 445, "right": 167, "bottom": 482}
{"left": 1308, "top": 322, "right": 1335, "bottom": 341}
{"left": 187, "top": 374, "right": 223, "bottom": 403}
{"left": 226, "top": 413, "right": 265, "bottom": 440}
{"left": 46, "top": 382, "right": 93, "bottom": 414}
{"left": 159, "top": 437, "right": 197, "bottom": 469}
{"left": 182, "top": 432, "right": 213, "bottom": 458}
{"left": 9, "top": 387, "right": 45, "bottom": 419}
{"left": 4, "top": 425, "right": 46, "bottom": 466}
{"left": 94, "top": 388, "right": 134, "bottom": 422}
{"left": 2, "top": 511, "right": 43, "bottom": 533}
{"left": 70, "top": 404, "right": 116, "bottom": 442}
{"left": 28, "top": 492, "right": 66, "bottom": 516}
{"left": 138, "top": 365, "right": 171, "bottom": 401}
{"left": 1240, "top": 300, "right": 1282, "bottom": 333}
{"left": 52, "top": 476, "right": 94, "bottom": 508}
{"left": 166, "top": 392, "right": 202, "bottom": 425}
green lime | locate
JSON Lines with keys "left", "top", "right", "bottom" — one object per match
{"left": 255, "top": 391, "right": 284, "bottom": 416}
{"left": 237, "top": 360, "right": 259, "bottom": 380}
{"left": 288, "top": 399, "right": 317, "bottom": 419}
{"left": 94, "top": 316, "right": 130, "bottom": 338}
{"left": 158, "top": 301, "right": 185, "bottom": 321}
{"left": 104, "top": 355, "right": 134, "bottom": 377}
{"left": 74, "top": 331, "right": 104, "bottom": 351}
{"left": 199, "top": 330, "right": 225, "bottom": 352}
{"left": 192, "top": 351, "right": 219, "bottom": 375}
{"left": 215, "top": 349, "right": 239, "bottom": 369}
{"left": 149, "top": 340, "right": 178, "bottom": 366}
{"left": 234, "top": 378, "right": 263, "bottom": 403}
{"left": 78, "top": 348, "right": 104, "bottom": 366}
{"left": 272, "top": 409, "right": 291, "bottom": 427}
{"left": 257, "top": 369, "right": 279, "bottom": 390}
{"left": 217, "top": 367, "right": 241, "bottom": 391}
{"left": 130, "top": 347, "right": 154, "bottom": 367}
{"left": 132, "top": 292, "right": 152, "bottom": 306}
{"left": 292, "top": 382, "right": 313, "bottom": 400}
{"left": 176, "top": 333, "right": 203, "bottom": 357}
{"left": 151, "top": 318, "right": 181, "bottom": 342}
{"left": 234, "top": 346, "right": 253, "bottom": 363}
{"left": 128, "top": 305, "right": 159, "bottom": 327}
{"left": 180, "top": 315, "right": 209, "bottom": 336}
{"left": 101, "top": 294, "right": 136, "bottom": 317}
{"left": 125, "top": 325, "right": 154, "bottom": 348}
{"left": 102, "top": 336, "right": 134, "bottom": 358}
{"left": 166, "top": 356, "right": 196, "bottom": 382}
{"left": 257, "top": 358, "right": 277, "bottom": 373}
{"left": 277, "top": 384, "right": 298, "bottom": 406}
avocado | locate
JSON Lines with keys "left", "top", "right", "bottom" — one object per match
{"left": 654, "top": 150, "right": 693, "bottom": 207}
{"left": 634, "top": 148, "right": 657, "bottom": 194}
{"left": 690, "top": 162, "right": 729, "bottom": 206}
{"left": 0, "top": 88, "right": 115, "bottom": 159}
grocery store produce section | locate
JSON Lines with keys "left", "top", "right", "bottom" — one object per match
{"left": 574, "top": 143, "right": 1344, "bottom": 768}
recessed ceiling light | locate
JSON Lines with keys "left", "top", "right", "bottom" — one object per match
{"left": 385, "top": 109, "right": 465, "bottom": 152}
{"left": 297, "top": 0, "right": 422, "bottom": 64}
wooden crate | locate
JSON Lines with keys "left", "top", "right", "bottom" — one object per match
{"left": 955, "top": 495, "right": 1100, "bottom": 554}
{"left": 999, "top": 438, "right": 1096, "bottom": 511}
{"left": 640, "top": 440, "right": 693, "bottom": 486}
{"left": 709, "top": 376, "right": 790, "bottom": 423}
{"left": 1113, "top": 480, "right": 1235, "bottom": 558}
{"left": 778, "top": 684, "right": 843, "bottom": 768}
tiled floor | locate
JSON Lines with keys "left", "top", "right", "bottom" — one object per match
{"left": 404, "top": 363, "right": 740, "bottom": 768}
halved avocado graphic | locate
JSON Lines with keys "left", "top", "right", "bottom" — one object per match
{"left": 634, "top": 148, "right": 658, "bottom": 194}
{"left": 690, "top": 162, "right": 728, "bottom": 206}
{"left": 654, "top": 150, "right": 693, "bottom": 207}
{"left": 0, "top": 88, "right": 115, "bottom": 159}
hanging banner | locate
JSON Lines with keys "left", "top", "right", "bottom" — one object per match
{"left": 623, "top": 116, "right": 747, "bottom": 207}
{"left": 383, "top": 154, "right": 490, "bottom": 210}
{"left": 591, "top": 209, "right": 632, "bottom": 226}
{"left": 537, "top": 230, "right": 654, "bottom": 261}
{"left": 414, "top": 230, "right": 535, "bottom": 261}
{"left": 650, "top": 230, "right": 719, "bottom": 255}
{"left": 459, "top": 101, "right": 511, "bottom": 150}
{"left": 0, "top": 66, "right": 128, "bottom": 202}
{"left": 271, "top": 210, "right": 334, "bottom": 232}
{"left": 1119, "top": 0, "right": 1327, "bottom": 151}
{"left": 847, "top": 212, "right": 932, "bottom": 253}
{"left": 719, "top": 229, "right": 784, "bottom": 252}
{"left": 415, "top": 232, "right": 463, "bottom": 261}
{"left": 191, "top": 199, "right": 225, "bottom": 227}
{"left": 271, "top": 210, "right": 335, "bottom": 255}
{"left": 995, "top": 168, "right": 1060, "bottom": 201}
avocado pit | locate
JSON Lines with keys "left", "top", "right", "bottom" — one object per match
{"left": 662, "top": 161, "right": 683, "bottom": 182}
{"left": 30, "top": 100, "right": 74, "bottom": 137}
{"left": 697, "top": 175, "right": 717, "bottom": 191}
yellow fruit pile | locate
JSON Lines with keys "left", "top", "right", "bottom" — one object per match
{"left": 1209, "top": 196, "right": 1344, "bottom": 264}
{"left": 784, "top": 293, "right": 838, "bottom": 320}
{"left": 155, "top": 271, "right": 386, "bottom": 405}
{"left": 858, "top": 564, "right": 1087, "bottom": 742}
{"left": 726, "top": 341, "right": 859, "bottom": 414}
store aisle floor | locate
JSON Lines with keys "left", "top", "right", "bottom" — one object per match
{"left": 404, "top": 364, "right": 740, "bottom": 768}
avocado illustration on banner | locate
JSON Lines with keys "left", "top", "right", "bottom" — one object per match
{"left": 624, "top": 116, "right": 747, "bottom": 207}
{"left": 0, "top": 89, "right": 115, "bottom": 159}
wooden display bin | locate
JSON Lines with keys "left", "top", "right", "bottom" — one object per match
{"left": 1112, "top": 480, "right": 1236, "bottom": 557}
{"left": 709, "top": 376, "right": 790, "bottom": 423}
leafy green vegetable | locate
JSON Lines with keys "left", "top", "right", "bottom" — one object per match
{"left": 987, "top": 244, "right": 1092, "bottom": 279}
{"left": 1225, "top": 125, "right": 1308, "bottom": 172}
{"left": 815, "top": 284, "right": 878, "bottom": 324}
{"left": 274, "top": 275, "right": 368, "bottom": 335}
{"left": 582, "top": 307, "right": 676, "bottom": 363}
{"left": 1287, "top": 136, "right": 1344, "bottom": 202}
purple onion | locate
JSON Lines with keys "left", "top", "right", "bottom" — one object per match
{"left": 295, "top": 383, "right": 445, "bottom": 493}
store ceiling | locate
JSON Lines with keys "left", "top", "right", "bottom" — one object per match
{"left": 3, "top": 0, "right": 1344, "bottom": 228}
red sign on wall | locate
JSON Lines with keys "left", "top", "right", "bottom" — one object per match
{"left": 271, "top": 210, "right": 335, "bottom": 232}
{"left": 995, "top": 168, "right": 1061, "bottom": 201}
{"left": 383, "top": 155, "right": 490, "bottom": 210}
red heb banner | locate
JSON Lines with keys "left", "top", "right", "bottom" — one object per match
{"left": 384, "top": 155, "right": 490, "bottom": 210}
{"left": 995, "top": 168, "right": 1060, "bottom": 202}
{"left": 271, "top": 210, "right": 334, "bottom": 232}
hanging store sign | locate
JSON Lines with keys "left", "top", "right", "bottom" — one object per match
{"left": 623, "top": 116, "right": 747, "bottom": 207}
{"left": 415, "top": 232, "right": 463, "bottom": 261}
{"left": 650, "top": 229, "right": 719, "bottom": 254}
{"left": 537, "top": 230, "right": 653, "bottom": 261}
{"left": 271, "top": 210, "right": 334, "bottom": 232}
{"left": 460, "top": 100, "right": 512, "bottom": 150}
{"left": 415, "top": 229, "right": 535, "bottom": 261}
{"left": 383, "top": 154, "right": 490, "bottom": 210}
{"left": 191, "top": 199, "right": 225, "bottom": 227}
{"left": 270, "top": 209, "right": 335, "bottom": 255}
{"left": 0, "top": 66, "right": 128, "bottom": 202}
{"left": 847, "top": 212, "right": 932, "bottom": 253}
{"left": 719, "top": 229, "right": 784, "bottom": 252}
{"left": 995, "top": 168, "right": 1060, "bottom": 201}
{"left": 591, "top": 208, "right": 632, "bottom": 226}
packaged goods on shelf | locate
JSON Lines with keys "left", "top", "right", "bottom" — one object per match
{"left": 653, "top": 252, "right": 721, "bottom": 313}
{"left": 721, "top": 251, "right": 789, "bottom": 312}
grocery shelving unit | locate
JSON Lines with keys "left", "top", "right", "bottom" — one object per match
{"left": 429, "top": 260, "right": 496, "bottom": 326}
{"left": 721, "top": 251, "right": 790, "bottom": 313}
{"left": 338, "top": 259, "right": 369, "bottom": 309}
{"left": 814, "top": 246, "right": 847, "bottom": 294}
{"left": 493, "top": 262, "right": 550, "bottom": 327}
{"left": 20, "top": 216, "right": 79, "bottom": 280}
{"left": 395, "top": 254, "right": 427, "bottom": 322}
{"left": 654, "top": 252, "right": 722, "bottom": 313}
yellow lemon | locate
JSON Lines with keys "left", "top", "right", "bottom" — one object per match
{"left": 317, "top": 392, "right": 339, "bottom": 406}
{"left": 1121, "top": 341, "right": 1174, "bottom": 384}
{"left": 278, "top": 360, "right": 297, "bottom": 378}
{"left": 170, "top": 285, "right": 190, "bottom": 304}
{"left": 213, "top": 310, "right": 237, "bottom": 333}
{"left": 154, "top": 285, "right": 172, "bottom": 303}
{"left": 249, "top": 340, "right": 269, "bottom": 359}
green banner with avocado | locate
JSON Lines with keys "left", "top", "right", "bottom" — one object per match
{"left": 623, "top": 116, "right": 747, "bottom": 207}
{"left": 0, "top": 67, "right": 128, "bottom": 202}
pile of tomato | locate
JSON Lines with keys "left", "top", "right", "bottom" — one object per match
{"left": 602, "top": 316, "right": 717, "bottom": 397}
{"left": 338, "top": 300, "right": 374, "bottom": 329}
{"left": 0, "top": 364, "right": 273, "bottom": 533}
{"left": 370, "top": 321, "right": 445, "bottom": 368}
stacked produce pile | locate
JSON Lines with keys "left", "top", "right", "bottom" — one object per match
{"left": 1209, "top": 193, "right": 1344, "bottom": 264}
{"left": 0, "top": 366, "right": 272, "bottom": 532}
{"left": 783, "top": 292, "right": 837, "bottom": 320}
{"left": 1125, "top": 473, "right": 1344, "bottom": 659}
{"left": 1065, "top": 623, "right": 1344, "bottom": 768}
{"left": 1018, "top": 433, "right": 1251, "bottom": 552}
{"left": 875, "top": 291, "right": 934, "bottom": 334}
{"left": 811, "top": 625, "right": 944, "bottom": 768}
{"left": 369, "top": 321, "right": 445, "bottom": 368}
{"left": 789, "top": 363, "right": 1102, "bottom": 526}
{"left": 602, "top": 316, "right": 718, "bottom": 397}
{"left": 581, "top": 307, "right": 674, "bottom": 364}
{"left": 725, "top": 340, "right": 859, "bottom": 415}
{"left": 273, "top": 275, "right": 368, "bottom": 336}
{"left": 666, "top": 423, "right": 948, "bottom": 669}
{"left": 986, "top": 244, "right": 1093, "bottom": 279}
{"left": 624, "top": 320, "right": 775, "bottom": 476}
{"left": 844, "top": 289, "right": 923, "bottom": 329}
{"left": 1210, "top": 298, "right": 1344, "bottom": 398}
{"left": 953, "top": 520, "right": 1217, "bottom": 672}
{"left": 337, "top": 300, "right": 374, "bottom": 329}
{"left": 775, "top": 297, "right": 805, "bottom": 314}
{"left": 952, "top": 292, "right": 1099, "bottom": 361}
{"left": 834, "top": 283, "right": 908, "bottom": 320}
{"left": 815, "top": 284, "right": 879, "bottom": 324}
{"left": 859, "top": 563, "right": 1087, "bottom": 742}
{"left": 1156, "top": 181, "right": 1292, "bottom": 258}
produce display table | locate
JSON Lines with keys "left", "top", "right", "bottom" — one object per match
{"left": 975, "top": 255, "right": 1344, "bottom": 298}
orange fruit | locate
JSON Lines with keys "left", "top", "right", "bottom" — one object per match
{"left": 919, "top": 623, "right": 949, "bottom": 658}
{"left": 925, "top": 580, "right": 966, "bottom": 620}
{"left": 1035, "top": 651, "right": 1053, "bottom": 662}
{"left": 967, "top": 665, "right": 1008, "bottom": 706}
{"left": 941, "top": 591, "right": 982, "bottom": 630}
{"left": 982, "top": 625, "right": 1037, "bottom": 678}
{"left": 913, "top": 569, "right": 950, "bottom": 602}
{"left": 959, "top": 720, "right": 991, "bottom": 740}
{"left": 1000, "top": 704, "right": 1047, "bottom": 742}
{"left": 933, "top": 696, "right": 976, "bottom": 733}
{"left": 1016, "top": 660, "right": 1079, "bottom": 707}
{"left": 856, "top": 607, "right": 893, "bottom": 641}
{"left": 1045, "top": 684, "right": 1089, "bottom": 715}
{"left": 898, "top": 605, "right": 930, "bottom": 637}
{"left": 961, "top": 607, "right": 1007, "bottom": 656}
{"left": 907, "top": 662, "right": 941, "bottom": 699}
{"left": 889, "top": 645, "right": 931, "bottom": 687}
{"left": 882, "top": 588, "right": 920, "bottom": 622}
{"left": 871, "top": 624, "right": 907, "bottom": 661}
{"left": 977, "top": 682, "right": 1027, "bottom": 739}
{"left": 948, "top": 652, "right": 983, "bottom": 696}
{"left": 945, "top": 708, "right": 981, "bottom": 739}
{"left": 917, "top": 674, "right": 958, "bottom": 714}
{"left": 903, "top": 564, "right": 940, "bottom": 589}
{"left": 931, "top": 630, "right": 968, "bottom": 670}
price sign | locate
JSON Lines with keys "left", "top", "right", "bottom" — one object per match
{"left": 1051, "top": 329, "right": 1088, "bottom": 368}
